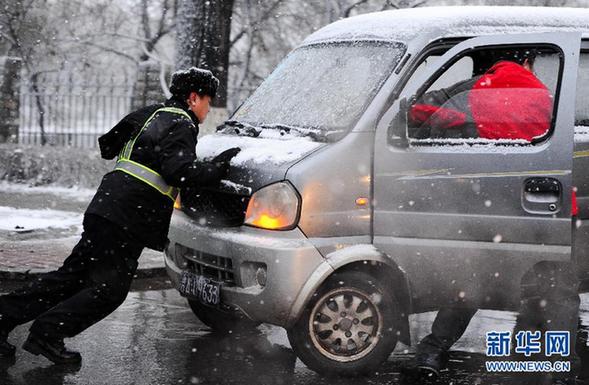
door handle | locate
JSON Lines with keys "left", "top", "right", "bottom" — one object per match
{"left": 522, "top": 177, "right": 562, "bottom": 213}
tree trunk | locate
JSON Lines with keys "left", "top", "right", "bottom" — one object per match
{"left": 176, "top": 0, "right": 234, "bottom": 108}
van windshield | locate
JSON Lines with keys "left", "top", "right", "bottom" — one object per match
{"left": 229, "top": 41, "right": 405, "bottom": 141}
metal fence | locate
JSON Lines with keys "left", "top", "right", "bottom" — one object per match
{"left": 19, "top": 73, "right": 135, "bottom": 148}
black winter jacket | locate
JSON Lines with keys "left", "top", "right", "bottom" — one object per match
{"left": 86, "top": 99, "right": 222, "bottom": 250}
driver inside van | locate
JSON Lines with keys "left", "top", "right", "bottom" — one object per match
{"left": 408, "top": 50, "right": 553, "bottom": 142}
{"left": 407, "top": 49, "right": 551, "bottom": 375}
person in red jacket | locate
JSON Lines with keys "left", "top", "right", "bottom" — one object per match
{"left": 409, "top": 52, "right": 552, "bottom": 142}
{"left": 408, "top": 51, "right": 542, "bottom": 374}
{"left": 407, "top": 52, "right": 588, "bottom": 385}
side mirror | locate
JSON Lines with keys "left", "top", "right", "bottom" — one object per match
{"left": 389, "top": 97, "right": 410, "bottom": 148}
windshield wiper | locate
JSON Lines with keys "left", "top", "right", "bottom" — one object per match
{"left": 259, "top": 123, "right": 324, "bottom": 142}
{"left": 218, "top": 120, "right": 262, "bottom": 137}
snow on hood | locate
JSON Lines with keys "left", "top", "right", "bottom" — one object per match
{"left": 196, "top": 133, "right": 324, "bottom": 166}
{"left": 303, "top": 6, "right": 589, "bottom": 45}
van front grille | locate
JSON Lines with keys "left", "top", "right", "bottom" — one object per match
{"left": 180, "top": 187, "right": 250, "bottom": 227}
{"left": 177, "top": 245, "right": 235, "bottom": 286}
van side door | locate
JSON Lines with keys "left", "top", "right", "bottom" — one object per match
{"left": 373, "top": 33, "right": 581, "bottom": 311}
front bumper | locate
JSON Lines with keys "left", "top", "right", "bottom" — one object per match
{"left": 165, "top": 210, "right": 327, "bottom": 327}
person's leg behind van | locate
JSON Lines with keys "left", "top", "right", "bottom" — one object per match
{"left": 414, "top": 306, "right": 478, "bottom": 375}
{"left": 512, "top": 261, "right": 579, "bottom": 385}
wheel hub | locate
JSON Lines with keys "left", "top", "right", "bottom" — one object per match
{"left": 338, "top": 318, "right": 353, "bottom": 332}
{"left": 309, "top": 287, "right": 383, "bottom": 362}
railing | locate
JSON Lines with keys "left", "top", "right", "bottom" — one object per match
{"left": 18, "top": 73, "right": 135, "bottom": 148}
{"left": 16, "top": 72, "right": 257, "bottom": 148}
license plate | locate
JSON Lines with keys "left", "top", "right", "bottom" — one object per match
{"left": 178, "top": 271, "right": 221, "bottom": 306}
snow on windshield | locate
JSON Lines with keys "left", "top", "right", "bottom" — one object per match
{"left": 231, "top": 41, "right": 404, "bottom": 133}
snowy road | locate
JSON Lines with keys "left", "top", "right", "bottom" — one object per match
{"left": 0, "top": 288, "right": 547, "bottom": 385}
{"left": 0, "top": 286, "right": 585, "bottom": 385}
{"left": 0, "top": 183, "right": 588, "bottom": 383}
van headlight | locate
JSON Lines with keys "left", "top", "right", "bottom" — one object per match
{"left": 244, "top": 182, "right": 300, "bottom": 230}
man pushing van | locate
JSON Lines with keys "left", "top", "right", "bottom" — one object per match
{"left": 0, "top": 68, "right": 240, "bottom": 364}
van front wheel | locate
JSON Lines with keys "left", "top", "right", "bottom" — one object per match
{"left": 287, "top": 270, "right": 398, "bottom": 376}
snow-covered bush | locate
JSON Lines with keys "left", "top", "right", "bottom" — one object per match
{"left": 0, "top": 144, "right": 113, "bottom": 188}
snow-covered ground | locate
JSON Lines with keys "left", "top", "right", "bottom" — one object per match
{"left": 0, "top": 182, "right": 163, "bottom": 272}
{"left": 0, "top": 181, "right": 95, "bottom": 202}
{"left": 0, "top": 206, "right": 82, "bottom": 232}
{"left": 0, "top": 182, "right": 89, "bottom": 238}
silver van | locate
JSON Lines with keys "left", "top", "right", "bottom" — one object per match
{"left": 165, "top": 6, "right": 589, "bottom": 375}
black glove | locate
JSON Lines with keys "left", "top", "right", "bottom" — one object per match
{"left": 212, "top": 162, "right": 229, "bottom": 180}
{"left": 212, "top": 147, "right": 241, "bottom": 164}
{"left": 209, "top": 148, "right": 240, "bottom": 180}
{"left": 211, "top": 148, "right": 241, "bottom": 180}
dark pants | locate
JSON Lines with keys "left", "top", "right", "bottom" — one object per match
{"left": 0, "top": 214, "right": 143, "bottom": 340}
{"left": 417, "top": 262, "right": 585, "bottom": 373}
{"left": 417, "top": 307, "right": 478, "bottom": 354}
{"left": 514, "top": 262, "right": 580, "bottom": 362}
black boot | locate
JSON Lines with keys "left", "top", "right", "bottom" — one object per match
{"left": 23, "top": 334, "right": 81, "bottom": 365}
{"left": 0, "top": 329, "right": 15, "bottom": 358}
{"left": 414, "top": 349, "right": 448, "bottom": 377}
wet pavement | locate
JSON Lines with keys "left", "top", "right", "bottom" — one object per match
{"left": 0, "top": 184, "right": 587, "bottom": 384}
{"left": 0, "top": 284, "right": 583, "bottom": 385}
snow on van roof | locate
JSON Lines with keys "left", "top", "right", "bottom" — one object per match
{"left": 303, "top": 6, "right": 589, "bottom": 45}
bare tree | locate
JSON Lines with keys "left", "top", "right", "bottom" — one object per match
{"left": 0, "top": 0, "right": 60, "bottom": 144}
{"left": 138, "top": 0, "right": 176, "bottom": 62}
{"left": 176, "top": 0, "right": 235, "bottom": 108}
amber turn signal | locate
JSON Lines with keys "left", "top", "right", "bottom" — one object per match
{"left": 245, "top": 182, "right": 300, "bottom": 230}
{"left": 355, "top": 197, "right": 369, "bottom": 206}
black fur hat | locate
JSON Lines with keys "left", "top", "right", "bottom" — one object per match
{"left": 169, "top": 67, "right": 219, "bottom": 99}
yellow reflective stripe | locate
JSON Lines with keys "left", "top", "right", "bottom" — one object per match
{"left": 123, "top": 158, "right": 163, "bottom": 177}
{"left": 121, "top": 110, "right": 160, "bottom": 160}
{"left": 119, "top": 159, "right": 177, "bottom": 196}
{"left": 115, "top": 168, "right": 176, "bottom": 201}
{"left": 115, "top": 159, "right": 178, "bottom": 201}
{"left": 121, "top": 107, "right": 192, "bottom": 160}
{"left": 115, "top": 106, "right": 191, "bottom": 200}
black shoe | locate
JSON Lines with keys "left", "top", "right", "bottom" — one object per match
{"left": 0, "top": 330, "right": 15, "bottom": 358}
{"left": 414, "top": 350, "right": 448, "bottom": 378}
{"left": 22, "top": 334, "right": 81, "bottom": 365}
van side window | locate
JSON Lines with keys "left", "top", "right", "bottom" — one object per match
{"left": 576, "top": 52, "right": 589, "bottom": 130}
{"left": 406, "top": 47, "right": 560, "bottom": 144}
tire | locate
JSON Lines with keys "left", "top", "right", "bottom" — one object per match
{"left": 188, "top": 299, "right": 259, "bottom": 335}
{"left": 287, "top": 270, "right": 399, "bottom": 377}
